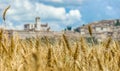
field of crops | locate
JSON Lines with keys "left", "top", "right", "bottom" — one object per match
{"left": 0, "top": 29, "right": 120, "bottom": 71}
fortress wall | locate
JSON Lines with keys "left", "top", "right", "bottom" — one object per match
{"left": 7, "top": 30, "right": 120, "bottom": 41}
{"left": 10, "top": 31, "right": 80, "bottom": 39}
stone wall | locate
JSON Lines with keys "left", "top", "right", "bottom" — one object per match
{"left": 7, "top": 30, "right": 80, "bottom": 39}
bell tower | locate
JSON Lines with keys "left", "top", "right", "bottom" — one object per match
{"left": 35, "top": 17, "right": 40, "bottom": 30}
{"left": 35, "top": 17, "right": 40, "bottom": 25}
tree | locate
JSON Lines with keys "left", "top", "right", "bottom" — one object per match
{"left": 67, "top": 26, "right": 72, "bottom": 31}
{"left": 114, "top": 19, "right": 120, "bottom": 26}
{"left": 82, "top": 24, "right": 85, "bottom": 26}
{"left": 74, "top": 28, "right": 80, "bottom": 32}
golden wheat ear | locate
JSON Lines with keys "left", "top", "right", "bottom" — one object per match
{"left": 88, "top": 25, "right": 92, "bottom": 36}
{"left": 2, "top": 5, "right": 11, "bottom": 21}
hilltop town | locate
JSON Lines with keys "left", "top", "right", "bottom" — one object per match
{"left": 75, "top": 19, "right": 120, "bottom": 41}
{"left": 5, "top": 17, "right": 120, "bottom": 41}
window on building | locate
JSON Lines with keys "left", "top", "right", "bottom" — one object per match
{"left": 24, "top": 25, "right": 28, "bottom": 28}
{"left": 81, "top": 32, "right": 85, "bottom": 35}
{"left": 35, "top": 24, "right": 37, "bottom": 28}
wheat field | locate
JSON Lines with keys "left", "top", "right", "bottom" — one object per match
{"left": 0, "top": 29, "right": 120, "bottom": 71}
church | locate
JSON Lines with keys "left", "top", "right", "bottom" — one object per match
{"left": 24, "top": 17, "right": 50, "bottom": 31}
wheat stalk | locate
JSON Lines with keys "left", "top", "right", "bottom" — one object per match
{"left": 105, "top": 37, "right": 111, "bottom": 49}
{"left": 47, "top": 47, "right": 53, "bottom": 71}
{"left": 2, "top": 5, "right": 11, "bottom": 21}
{"left": 62, "top": 34, "right": 71, "bottom": 53}
{"left": 88, "top": 25, "right": 92, "bottom": 36}
{"left": 1, "top": 29, "right": 120, "bottom": 71}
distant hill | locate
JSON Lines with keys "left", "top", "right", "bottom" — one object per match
{"left": 74, "top": 19, "right": 120, "bottom": 41}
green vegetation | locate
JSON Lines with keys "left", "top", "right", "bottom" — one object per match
{"left": 67, "top": 26, "right": 72, "bottom": 31}
{"left": 64, "top": 26, "right": 72, "bottom": 31}
{"left": 114, "top": 19, "right": 120, "bottom": 26}
{"left": 86, "top": 36, "right": 98, "bottom": 44}
{"left": 74, "top": 28, "right": 80, "bottom": 32}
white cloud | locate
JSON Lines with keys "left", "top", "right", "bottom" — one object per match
{"left": 40, "top": 0, "right": 63, "bottom": 3}
{"left": 105, "top": 5, "right": 117, "bottom": 17}
{"left": 1, "top": 0, "right": 82, "bottom": 31}
{"left": 0, "top": 3, "right": 7, "bottom": 9}
{"left": 15, "top": 25, "right": 23, "bottom": 30}
{"left": 106, "top": 6, "right": 113, "bottom": 10}
{"left": 48, "top": 22, "right": 62, "bottom": 31}
{"left": 35, "top": 3, "right": 66, "bottom": 20}
{"left": 40, "top": 0, "right": 83, "bottom": 3}
{"left": 0, "top": 21, "right": 23, "bottom": 30}
{"left": 40, "top": 0, "right": 83, "bottom": 9}
{"left": 0, "top": 3, "right": 10, "bottom": 18}
{"left": 51, "top": 0, "right": 63, "bottom": 3}
{"left": 6, "top": 21, "right": 15, "bottom": 30}
{"left": 63, "top": 0, "right": 83, "bottom": 3}
{"left": 67, "top": 10, "right": 81, "bottom": 20}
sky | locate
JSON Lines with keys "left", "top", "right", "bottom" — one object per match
{"left": 0, "top": 0, "right": 120, "bottom": 31}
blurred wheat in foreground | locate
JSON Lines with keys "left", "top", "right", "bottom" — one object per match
{"left": 1, "top": 29, "right": 120, "bottom": 71}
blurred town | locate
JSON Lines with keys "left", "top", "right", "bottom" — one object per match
{"left": 6, "top": 17, "right": 120, "bottom": 41}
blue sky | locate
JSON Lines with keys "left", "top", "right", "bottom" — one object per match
{"left": 0, "top": 0, "right": 120, "bottom": 31}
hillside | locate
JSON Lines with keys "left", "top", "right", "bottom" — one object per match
{"left": 75, "top": 19, "right": 120, "bottom": 41}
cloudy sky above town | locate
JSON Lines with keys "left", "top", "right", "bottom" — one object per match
{"left": 0, "top": 0, "right": 120, "bottom": 31}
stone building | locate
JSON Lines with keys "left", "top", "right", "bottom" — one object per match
{"left": 6, "top": 17, "right": 52, "bottom": 39}
{"left": 24, "top": 17, "right": 50, "bottom": 31}
{"left": 6, "top": 17, "right": 79, "bottom": 39}
{"left": 5, "top": 17, "right": 120, "bottom": 41}
{"left": 75, "top": 19, "right": 120, "bottom": 41}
